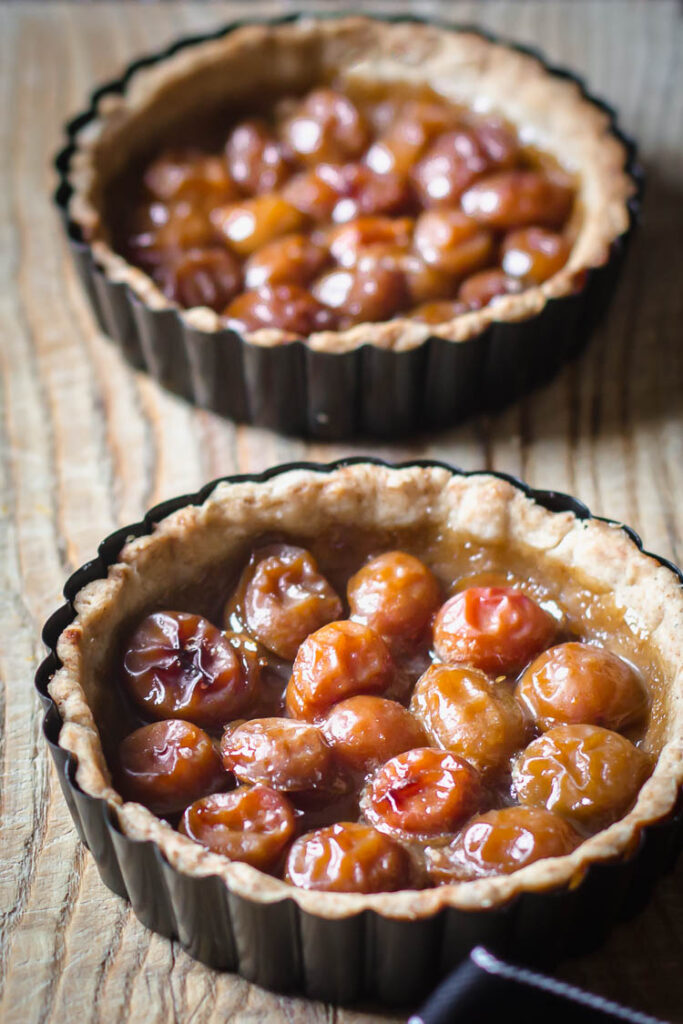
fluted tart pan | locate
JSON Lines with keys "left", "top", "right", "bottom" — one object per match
{"left": 54, "top": 14, "right": 641, "bottom": 439}
{"left": 36, "top": 459, "right": 682, "bottom": 1005}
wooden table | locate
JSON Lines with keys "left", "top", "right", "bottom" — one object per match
{"left": 1, "top": 1, "right": 681, "bottom": 1021}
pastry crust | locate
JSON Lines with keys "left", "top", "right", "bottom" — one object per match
{"left": 48, "top": 463, "right": 683, "bottom": 919}
{"left": 67, "top": 16, "right": 635, "bottom": 353}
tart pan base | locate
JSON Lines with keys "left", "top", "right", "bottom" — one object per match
{"left": 54, "top": 15, "right": 642, "bottom": 440}
{"left": 35, "top": 459, "right": 682, "bottom": 1006}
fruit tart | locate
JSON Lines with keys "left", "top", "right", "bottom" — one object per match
{"left": 57, "top": 16, "right": 640, "bottom": 436}
{"left": 40, "top": 461, "right": 683, "bottom": 1002}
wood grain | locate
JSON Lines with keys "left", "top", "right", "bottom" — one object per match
{"left": 0, "top": 2, "right": 681, "bottom": 1022}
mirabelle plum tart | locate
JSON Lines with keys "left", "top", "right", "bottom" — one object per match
{"left": 66, "top": 17, "right": 635, "bottom": 352}
{"left": 44, "top": 463, "right": 681, "bottom": 924}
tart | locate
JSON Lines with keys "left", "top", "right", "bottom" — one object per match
{"left": 56, "top": 15, "right": 641, "bottom": 437}
{"left": 39, "top": 461, "right": 683, "bottom": 1003}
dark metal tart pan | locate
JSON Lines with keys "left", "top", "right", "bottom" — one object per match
{"left": 53, "top": 14, "right": 643, "bottom": 440}
{"left": 35, "top": 458, "right": 682, "bottom": 1007}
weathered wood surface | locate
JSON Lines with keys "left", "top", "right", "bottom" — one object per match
{"left": 0, "top": 2, "right": 681, "bottom": 1021}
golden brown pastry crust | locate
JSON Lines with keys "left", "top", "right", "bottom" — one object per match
{"left": 48, "top": 464, "right": 683, "bottom": 919}
{"left": 67, "top": 16, "right": 635, "bottom": 353}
